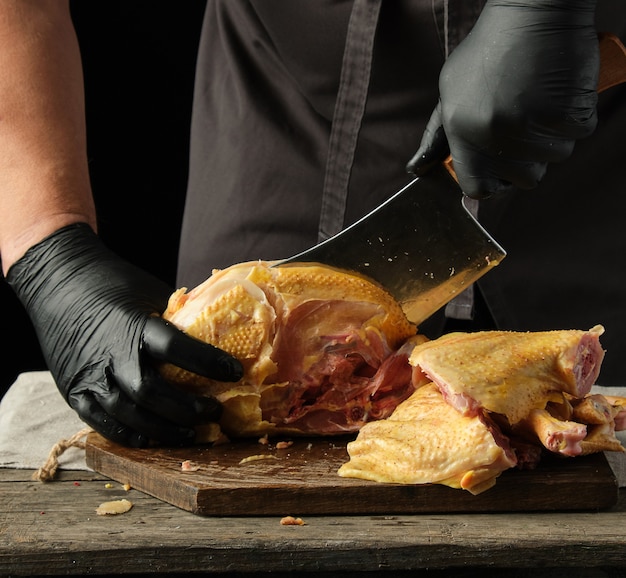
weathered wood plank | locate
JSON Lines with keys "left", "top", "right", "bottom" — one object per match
{"left": 1, "top": 468, "right": 626, "bottom": 576}
{"left": 85, "top": 432, "right": 619, "bottom": 516}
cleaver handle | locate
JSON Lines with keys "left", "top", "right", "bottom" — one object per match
{"left": 598, "top": 32, "right": 626, "bottom": 92}
{"left": 442, "top": 32, "right": 626, "bottom": 182}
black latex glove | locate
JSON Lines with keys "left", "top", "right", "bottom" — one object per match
{"left": 406, "top": 0, "right": 600, "bottom": 198}
{"left": 6, "top": 223, "right": 243, "bottom": 447}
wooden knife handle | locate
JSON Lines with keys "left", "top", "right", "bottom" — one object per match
{"left": 598, "top": 32, "right": 626, "bottom": 92}
{"left": 443, "top": 32, "right": 626, "bottom": 181}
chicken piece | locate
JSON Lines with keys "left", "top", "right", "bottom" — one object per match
{"left": 511, "top": 391, "right": 626, "bottom": 457}
{"left": 513, "top": 409, "right": 587, "bottom": 457}
{"left": 580, "top": 422, "right": 626, "bottom": 455}
{"left": 564, "top": 393, "right": 626, "bottom": 455}
{"left": 341, "top": 328, "right": 621, "bottom": 495}
{"left": 602, "top": 395, "right": 626, "bottom": 431}
{"left": 338, "top": 383, "right": 517, "bottom": 495}
{"left": 409, "top": 326, "right": 605, "bottom": 424}
{"left": 570, "top": 394, "right": 616, "bottom": 425}
{"left": 160, "top": 261, "right": 419, "bottom": 437}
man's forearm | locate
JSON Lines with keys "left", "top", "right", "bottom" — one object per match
{"left": 0, "top": 0, "right": 96, "bottom": 275}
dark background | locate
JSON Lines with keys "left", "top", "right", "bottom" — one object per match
{"left": 0, "top": 1, "right": 208, "bottom": 397}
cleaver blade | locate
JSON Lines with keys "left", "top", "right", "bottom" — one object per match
{"left": 275, "top": 164, "right": 506, "bottom": 326}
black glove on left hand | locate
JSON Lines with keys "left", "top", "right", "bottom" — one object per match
{"left": 407, "top": 0, "right": 599, "bottom": 198}
{"left": 7, "top": 223, "right": 243, "bottom": 447}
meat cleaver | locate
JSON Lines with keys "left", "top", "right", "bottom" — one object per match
{"left": 276, "top": 33, "right": 626, "bottom": 326}
{"left": 277, "top": 166, "right": 503, "bottom": 326}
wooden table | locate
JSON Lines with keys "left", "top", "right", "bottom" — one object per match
{"left": 1, "top": 467, "right": 625, "bottom": 577}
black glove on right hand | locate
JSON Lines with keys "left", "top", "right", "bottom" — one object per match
{"left": 407, "top": 0, "right": 600, "bottom": 198}
{"left": 6, "top": 223, "right": 243, "bottom": 447}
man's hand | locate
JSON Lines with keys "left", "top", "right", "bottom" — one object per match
{"left": 6, "top": 223, "right": 243, "bottom": 447}
{"left": 407, "top": 0, "right": 599, "bottom": 198}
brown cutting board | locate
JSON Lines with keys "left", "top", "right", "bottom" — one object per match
{"left": 85, "top": 432, "right": 619, "bottom": 516}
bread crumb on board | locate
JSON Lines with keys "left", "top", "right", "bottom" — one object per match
{"left": 95, "top": 498, "right": 133, "bottom": 516}
{"left": 238, "top": 454, "right": 279, "bottom": 465}
{"left": 280, "top": 516, "right": 306, "bottom": 526}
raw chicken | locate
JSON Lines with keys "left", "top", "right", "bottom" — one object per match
{"left": 160, "top": 262, "right": 624, "bottom": 494}
{"left": 408, "top": 326, "right": 606, "bottom": 424}
{"left": 340, "top": 326, "right": 624, "bottom": 494}
{"left": 337, "top": 383, "right": 517, "bottom": 495}
{"left": 513, "top": 409, "right": 587, "bottom": 457}
{"left": 160, "top": 261, "right": 420, "bottom": 437}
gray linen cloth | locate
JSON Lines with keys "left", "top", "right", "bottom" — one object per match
{"left": 0, "top": 371, "right": 89, "bottom": 470}
{"left": 1, "top": 371, "right": 625, "bottom": 486}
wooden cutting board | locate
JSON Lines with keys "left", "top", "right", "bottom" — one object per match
{"left": 85, "top": 432, "right": 619, "bottom": 516}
